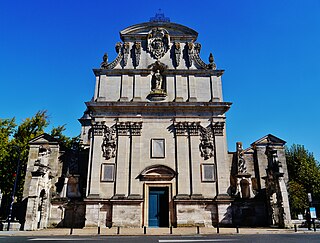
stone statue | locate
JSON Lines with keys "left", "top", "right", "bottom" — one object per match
{"left": 100, "top": 53, "right": 108, "bottom": 69}
{"left": 154, "top": 70, "right": 163, "bottom": 90}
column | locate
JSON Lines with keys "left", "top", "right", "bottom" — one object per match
{"left": 115, "top": 123, "right": 130, "bottom": 197}
{"left": 174, "top": 122, "right": 190, "bottom": 197}
{"left": 133, "top": 75, "right": 142, "bottom": 101}
{"left": 87, "top": 124, "right": 104, "bottom": 197}
{"left": 94, "top": 76, "right": 100, "bottom": 100}
{"left": 175, "top": 75, "right": 186, "bottom": 102}
{"left": 129, "top": 122, "right": 143, "bottom": 197}
{"left": 188, "top": 75, "right": 197, "bottom": 102}
{"left": 189, "top": 124, "right": 202, "bottom": 196}
{"left": 210, "top": 75, "right": 220, "bottom": 102}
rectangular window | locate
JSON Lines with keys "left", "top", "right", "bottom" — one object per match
{"left": 201, "top": 164, "right": 215, "bottom": 182}
{"left": 101, "top": 164, "right": 115, "bottom": 182}
{"left": 151, "top": 139, "right": 165, "bottom": 158}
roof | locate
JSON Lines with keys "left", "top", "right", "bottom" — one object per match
{"left": 29, "top": 133, "right": 59, "bottom": 145}
{"left": 251, "top": 134, "right": 286, "bottom": 147}
{"left": 120, "top": 21, "right": 198, "bottom": 42}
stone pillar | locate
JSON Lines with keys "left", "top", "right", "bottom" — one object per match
{"left": 120, "top": 75, "right": 133, "bottom": 101}
{"left": 188, "top": 75, "right": 197, "bottom": 102}
{"left": 115, "top": 123, "right": 130, "bottom": 197}
{"left": 189, "top": 123, "right": 202, "bottom": 197}
{"left": 211, "top": 76, "right": 221, "bottom": 101}
{"left": 129, "top": 123, "right": 143, "bottom": 197}
{"left": 94, "top": 75, "right": 100, "bottom": 100}
{"left": 278, "top": 177, "right": 292, "bottom": 227}
{"left": 175, "top": 75, "right": 186, "bottom": 102}
{"left": 174, "top": 122, "right": 190, "bottom": 197}
{"left": 133, "top": 75, "right": 142, "bottom": 101}
{"left": 213, "top": 125, "right": 229, "bottom": 195}
{"left": 24, "top": 177, "right": 40, "bottom": 230}
{"left": 87, "top": 123, "right": 104, "bottom": 197}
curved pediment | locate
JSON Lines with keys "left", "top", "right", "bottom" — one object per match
{"left": 138, "top": 164, "right": 176, "bottom": 181}
{"left": 120, "top": 22, "right": 198, "bottom": 42}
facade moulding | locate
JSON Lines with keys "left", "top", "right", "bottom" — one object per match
{"left": 93, "top": 69, "right": 224, "bottom": 77}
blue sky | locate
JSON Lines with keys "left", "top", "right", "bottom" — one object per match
{"left": 1, "top": 0, "right": 320, "bottom": 161}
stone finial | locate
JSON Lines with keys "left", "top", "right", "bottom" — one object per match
{"left": 100, "top": 53, "right": 108, "bottom": 69}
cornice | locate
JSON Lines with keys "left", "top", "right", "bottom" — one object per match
{"left": 86, "top": 101, "right": 232, "bottom": 115}
{"left": 93, "top": 68, "right": 224, "bottom": 77}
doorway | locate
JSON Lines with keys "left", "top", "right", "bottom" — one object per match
{"left": 148, "top": 187, "right": 169, "bottom": 227}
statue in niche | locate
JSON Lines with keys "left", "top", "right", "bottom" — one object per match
{"left": 200, "top": 127, "right": 214, "bottom": 160}
{"left": 102, "top": 126, "right": 117, "bottom": 160}
{"left": 154, "top": 70, "right": 163, "bottom": 90}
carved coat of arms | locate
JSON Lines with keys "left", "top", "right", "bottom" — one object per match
{"left": 147, "top": 27, "right": 170, "bottom": 59}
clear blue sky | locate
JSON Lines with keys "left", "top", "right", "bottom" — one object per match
{"left": 1, "top": 0, "right": 320, "bottom": 161}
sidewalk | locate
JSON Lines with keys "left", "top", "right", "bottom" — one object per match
{"left": 0, "top": 226, "right": 319, "bottom": 237}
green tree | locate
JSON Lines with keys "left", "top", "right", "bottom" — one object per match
{"left": 286, "top": 144, "right": 320, "bottom": 218}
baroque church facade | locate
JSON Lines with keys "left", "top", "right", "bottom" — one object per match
{"left": 22, "top": 15, "right": 291, "bottom": 230}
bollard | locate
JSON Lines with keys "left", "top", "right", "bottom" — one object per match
{"left": 117, "top": 226, "right": 120, "bottom": 235}
{"left": 217, "top": 224, "right": 220, "bottom": 234}
{"left": 197, "top": 226, "right": 200, "bottom": 234}
{"left": 98, "top": 226, "right": 100, "bottom": 235}
{"left": 236, "top": 226, "right": 239, "bottom": 233}
{"left": 144, "top": 226, "right": 147, "bottom": 234}
{"left": 170, "top": 226, "right": 172, "bottom": 234}
{"left": 294, "top": 224, "right": 297, "bottom": 232}
{"left": 313, "top": 220, "right": 316, "bottom": 232}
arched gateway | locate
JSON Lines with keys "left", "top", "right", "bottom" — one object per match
{"left": 22, "top": 13, "right": 292, "bottom": 230}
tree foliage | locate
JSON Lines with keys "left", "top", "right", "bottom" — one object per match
{"left": 286, "top": 144, "right": 320, "bottom": 218}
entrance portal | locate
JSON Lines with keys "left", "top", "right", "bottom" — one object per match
{"left": 148, "top": 187, "right": 169, "bottom": 227}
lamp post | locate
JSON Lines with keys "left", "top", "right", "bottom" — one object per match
{"left": 7, "top": 146, "right": 21, "bottom": 231}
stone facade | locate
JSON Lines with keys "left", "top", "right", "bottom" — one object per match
{"left": 22, "top": 14, "right": 291, "bottom": 229}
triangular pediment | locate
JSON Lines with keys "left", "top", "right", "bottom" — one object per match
{"left": 29, "top": 133, "right": 59, "bottom": 145}
{"left": 138, "top": 164, "right": 176, "bottom": 181}
{"left": 251, "top": 134, "right": 286, "bottom": 146}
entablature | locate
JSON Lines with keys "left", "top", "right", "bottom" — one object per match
{"left": 93, "top": 68, "right": 224, "bottom": 77}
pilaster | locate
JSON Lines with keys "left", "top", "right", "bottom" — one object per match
{"left": 174, "top": 122, "right": 190, "bottom": 197}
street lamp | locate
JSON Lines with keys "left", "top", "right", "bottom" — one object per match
{"left": 7, "top": 146, "right": 21, "bottom": 231}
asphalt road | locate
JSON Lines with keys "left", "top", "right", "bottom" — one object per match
{"left": 1, "top": 234, "right": 319, "bottom": 243}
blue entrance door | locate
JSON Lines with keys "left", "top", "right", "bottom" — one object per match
{"left": 148, "top": 187, "right": 169, "bottom": 227}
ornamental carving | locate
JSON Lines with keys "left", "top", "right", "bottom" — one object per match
{"left": 200, "top": 127, "right": 214, "bottom": 160}
{"left": 116, "top": 122, "right": 143, "bottom": 136}
{"left": 173, "top": 122, "right": 200, "bottom": 136}
{"left": 122, "top": 42, "right": 130, "bottom": 66}
{"left": 187, "top": 42, "right": 194, "bottom": 66}
{"left": 102, "top": 126, "right": 117, "bottom": 160}
{"left": 92, "top": 123, "right": 106, "bottom": 136}
{"left": 174, "top": 42, "right": 181, "bottom": 67}
{"left": 103, "top": 42, "right": 123, "bottom": 70}
{"left": 173, "top": 122, "right": 187, "bottom": 135}
{"left": 236, "top": 142, "right": 247, "bottom": 174}
{"left": 191, "top": 43, "right": 217, "bottom": 70}
{"left": 134, "top": 41, "right": 141, "bottom": 67}
{"left": 147, "top": 27, "right": 170, "bottom": 60}
{"left": 213, "top": 122, "right": 225, "bottom": 136}
{"left": 266, "top": 146, "right": 283, "bottom": 175}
